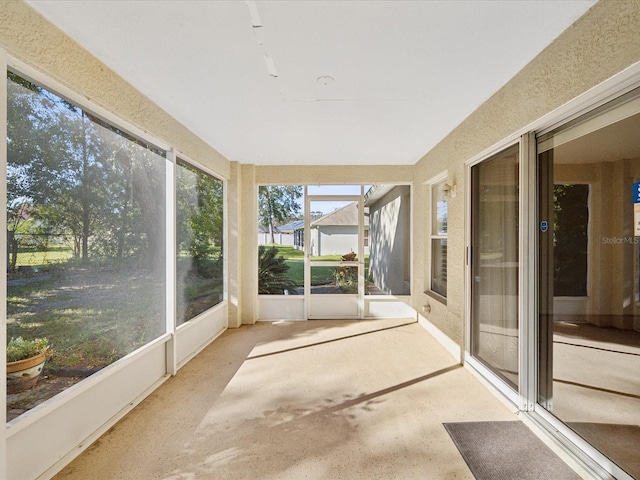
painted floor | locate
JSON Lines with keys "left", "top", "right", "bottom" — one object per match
{"left": 53, "top": 318, "right": 542, "bottom": 479}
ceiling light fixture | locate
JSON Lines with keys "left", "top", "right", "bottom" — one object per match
{"left": 317, "top": 76, "right": 334, "bottom": 86}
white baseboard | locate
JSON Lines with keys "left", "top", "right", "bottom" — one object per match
{"left": 417, "top": 313, "right": 461, "bottom": 362}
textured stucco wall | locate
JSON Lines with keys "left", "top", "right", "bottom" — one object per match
{"left": 369, "top": 185, "right": 411, "bottom": 295}
{"left": 0, "top": 1, "right": 230, "bottom": 179}
{"left": 413, "top": 0, "right": 640, "bottom": 346}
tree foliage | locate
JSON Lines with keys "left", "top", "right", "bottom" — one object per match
{"left": 176, "top": 160, "right": 224, "bottom": 279}
{"left": 553, "top": 184, "right": 589, "bottom": 296}
{"left": 258, "top": 185, "right": 302, "bottom": 243}
{"left": 6, "top": 71, "right": 168, "bottom": 270}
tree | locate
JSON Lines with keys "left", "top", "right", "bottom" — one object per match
{"left": 176, "top": 161, "right": 224, "bottom": 276}
{"left": 111, "top": 140, "right": 166, "bottom": 269}
{"left": 7, "top": 72, "right": 111, "bottom": 263}
{"left": 258, "top": 185, "right": 302, "bottom": 244}
{"left": 7, "top": 71, "right": 167, "bottom": 270}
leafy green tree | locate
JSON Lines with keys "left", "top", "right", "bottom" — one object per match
{"left": 176, "top": 161, "right": 224, "bottom": 282}
{"left": 109, "top": 136, "right": 166, "bottom": 268}
{"left": 7, "top": 73, "right": 110, "bottom": 263}
{"left": 177, "top": 162, "right": 223, "bottom": 257}
{"left": 7, "top": 71, "right": 167, "bottom": 270}
{"left": 258, "top": 185, "right": 302, "bottom": 244}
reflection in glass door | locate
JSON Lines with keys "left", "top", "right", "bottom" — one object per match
{"left": 470, "top": 144, "right": 520, "bottom": 391}
{"left": 537, "top": 87, "right": 640, "bottom": 479}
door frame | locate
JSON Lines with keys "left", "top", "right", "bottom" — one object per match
{"left": 463, "top": 64, "right": 640, "bottom": 480}
{"left": 305, "top": 187, "right": 365, "bottom": 319}
{"left": 464, "top": 136, "right": 531, "bottom": 409}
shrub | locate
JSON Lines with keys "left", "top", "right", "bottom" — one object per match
{"left": 333, "top": 251, "right": 358, "bottom": 293}
{"left": 258, "top": 246, "right": 298, "bottom": 295}
{"left": 7, "top": 337, "right": 51, "bottom": 363}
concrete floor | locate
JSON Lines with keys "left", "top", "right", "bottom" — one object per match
{"left": 551, "top": 322, "right": 640, "bottom": 478}
{"left": 54, "top": 318, "right": 542, "bottom": 479}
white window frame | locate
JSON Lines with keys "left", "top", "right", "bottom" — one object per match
{"left": 3, "top": 56, "right": 230, "bottom": 480}
{"left": 426, "top": 171, "right": 449, "bottom": 303}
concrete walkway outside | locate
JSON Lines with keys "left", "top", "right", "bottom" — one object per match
{"left": 54, "top": 318, "right": 527, "bottom": 479}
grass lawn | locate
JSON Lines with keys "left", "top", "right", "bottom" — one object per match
{"left": 15, "top": 245, "right": 74, "bottom": 267}
{"left": 266, "top": 245, "right": 339, "bottom": 286}
{"left": 7, "top": 264, "right": 166, "bottom": 370}
{"left": 265, "top": 244, "right": 368, "bottom": 287}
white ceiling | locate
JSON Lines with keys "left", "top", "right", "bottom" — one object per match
{"left": 26, "top": 0, "right": 597, "bottom": 166}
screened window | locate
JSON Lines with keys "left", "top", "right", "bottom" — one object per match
{"left": 257, "top": 185, "right": 303, "bottom": 295}
{"left": 6, "top": 71, "right": 167, "bottom": 420}
{"left": 430, "top": 179, "right": 448, "bottom": 298}
{"left": 176, "top": 159, "right": 224, "bottom": 324}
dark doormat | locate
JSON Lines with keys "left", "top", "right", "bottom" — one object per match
{"left": 443, "top": 421, "right": 581, "bottom": 480}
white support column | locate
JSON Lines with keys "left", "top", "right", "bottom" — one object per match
{"left": 519, "top": 133, "right": 537, "bottom": 412}
{"left": 358, "top": 185, "right": 365, "bottom": 318}
{"left": 227, "top": 162, "right": 242, "bottom": 328}
{"left": 1, "top": 47, "right": 9, "bottom": 479}
{"left": 304, "top": 186, "right": 310, "bottom": 320}
{"left": 165, "top": 149, "right": 177, "bottom": 375}
{"left": 240, "top": 164, "right": 257, "bottom": 324}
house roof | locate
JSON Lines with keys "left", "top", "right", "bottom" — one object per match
{"left": 311, "top": 202, "right": 369, "bottom": 228}
{"left": 277, "top": 220, "right": 305, "bottom": 233}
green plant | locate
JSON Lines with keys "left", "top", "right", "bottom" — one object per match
{"left": 258, "top": 245, "right": 298, "bottom": 294}
{"left": 7, "top": 337, "right": 51, "bottom": 363}
{"left": 333, "top": 251, "right": 358, "bottom": 293}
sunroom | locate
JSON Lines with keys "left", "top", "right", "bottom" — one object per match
{"left": 1, "top": 1, "right": 640, "bottom": 479}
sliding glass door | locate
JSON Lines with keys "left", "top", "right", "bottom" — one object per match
{"left": 470, "top": 144, "right": 520, "bottom": 391}
{"left": 536, "top": 87, "right": 640, "bottom": 480}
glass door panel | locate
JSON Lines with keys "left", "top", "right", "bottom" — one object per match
{"left": 307, "top": 195, "right": 362, "bottom": 318}
{"left": 537, "top": 87, "right": 640, "bottom": 479}
{"left": 470, "top": 144, "right": 520, "bottom": 390}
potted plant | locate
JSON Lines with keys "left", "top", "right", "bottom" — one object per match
{"left": 6, "top": 337, "right": 51, "bottom": 394}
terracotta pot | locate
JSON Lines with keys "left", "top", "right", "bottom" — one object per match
{"left": 7, "top": 351, "right": 47, "bottom": 394}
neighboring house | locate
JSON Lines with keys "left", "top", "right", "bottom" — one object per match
{"left": 365, "top": 185, "right": 411, "bottom": 296}
{"left": 257, "top": 225, "right": 270, "bottom": 245}
{"left": 297, "top": 202, "right": 369, "bottom": 257}
{"left": 257, "top": 220, "right": 302, "bottom": 246}
{"left": 277, "top": 220, "right": 303, "bottom": 248}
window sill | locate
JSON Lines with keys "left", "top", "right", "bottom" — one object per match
{"left": 424, "top": 289, "right": 447, "bottom": 306}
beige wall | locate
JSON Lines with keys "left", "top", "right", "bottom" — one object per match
{"left": 369, "top": 185, "right": 411, "bottom": 295}
{"left": 413, "top": 0, "right": 640, "bottom": 345}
